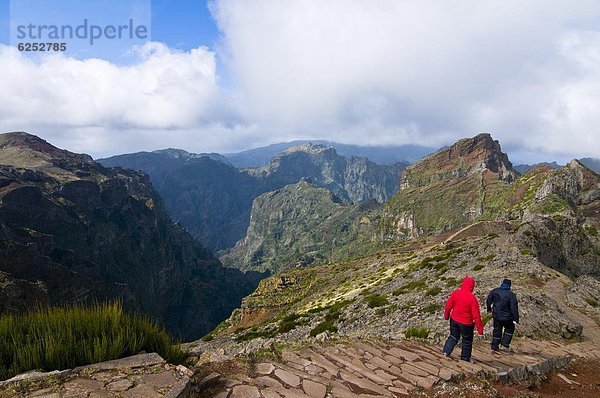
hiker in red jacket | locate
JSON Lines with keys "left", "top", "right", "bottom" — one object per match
{"left": 442, "top": 276, "right": 484, "bottom": 362}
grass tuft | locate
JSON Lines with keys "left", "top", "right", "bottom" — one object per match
{"left": 404, "top": 327, "right": 429, "bottom": 339}
{"left": 472, "top": 263, "right": 484, "bottom": 271}
{"left": 0, "top": 302, "right": 185, "bottom": 381}
{"left": 364, "top": 294, "right": 389, "bottom": 308}
{"left": 425, "top": 287, "right": 442, "bottom": 296}
{"left": 421, "top": 304, "right": 441, "bottom": 314}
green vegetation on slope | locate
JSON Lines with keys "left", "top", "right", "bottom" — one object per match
{"left": 0, "top": 302, "right": 185, "bottom": 380}
{"left": 220, "top": 180, "right": 382, "bottom": 273}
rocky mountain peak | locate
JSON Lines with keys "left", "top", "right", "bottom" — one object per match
{"left": 151, "top": 148, "right": 230, "bottom": 165}
{"left": 0, "top": 132, "right": 94, "bottom": 175}
{"left": 401, "top": 133, "right": 517, "bottom": 189}
{"left": 284, "top": 142, "right": 332, "bottom": 155}
{"left": 535, "top": 159, "right": 600, "bottom": 206}
{"left": 153, "top": 148, "right": 191, "bottom": 159}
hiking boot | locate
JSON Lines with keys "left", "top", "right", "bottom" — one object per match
{"left": 499, "top": 345, "right": 511, "bottom": 353}
{"left": 491, "top": 346, "right": 499, "bottom": 352}
{"left": 460, "top": 358, "right": 475, "bottom": 363}
{"left": 442, "top": 352, "right": 452, "bottom": 359}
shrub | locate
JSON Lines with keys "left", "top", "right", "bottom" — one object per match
{"left": 309, "top": 321, "right": 337, "bottom": 337}
{"left": 478, "top": 254, "right": 496, "bottom": 262}
{"left": 307, "top": 299, "right": 352, "bottom": 337}
{"left": 445, "top": 278, "right": 460, "bottom": 288}
{"left": 457, "top": 260, "right": 468, "bottom": 268}
{"left": 421, "top": 304, "right": 441, "bottom": 314}
{"left": 404, "top": 327, "right": 429, "bottom": 339}
{"left": 278, "top": 313, "right": 304, "bottom": 334}
{"left": 472, "top": 264, "right": 484, "bottom": 271}
{"left": 520, "top": 248, "right": 535, "bottom": 256}
{"left": 235, "top": 329, "right": 276, "bottom": 342}
{"left": 586, "top": 226, "right": 598, "bottom": 237}
{"left": 585, "top": 298, "right": 599, "bottom": 308}
{"left": 393, "top": 279, "right": 427, "bottom": 295}
{"left": 482, "top": 313, "right": 493, "bottom": 326}
{"left": 365, "top": 294, "right": 389, "bottom": 308}
{"left": 0, "top": 302, "right": 185, "bottom": 381}
{"left": 425, "top": 287, "right": 442, "bottom": 297}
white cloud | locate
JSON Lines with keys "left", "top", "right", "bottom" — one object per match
{"left": 0, "top": 42, "right": 226, "bottom": 134}
{"left": 210, "top": 0, "right": 600, "bottom": 159}
{"left": 1, "top": 1, "right": 600, "bottom": 160}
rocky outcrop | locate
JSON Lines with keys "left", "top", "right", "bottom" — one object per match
{"left": 384, "top": 134, "right": 519, "bottom": 239}
{"left": 0, "top": 132, "right": 263, "bottom": 340}
{"left": 535, "top": 160, "right": 600, "bottom": 206}
{"left": 0, "top": 352, "right": 193, "bottom": 396}
{"left": 515, "top": 160, "right": 600, "bottom": 277}
{"left": 400, "top": 133, "right": 518, "bottom": 190}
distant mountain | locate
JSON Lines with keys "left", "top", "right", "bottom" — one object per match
{"left": 100, "top": 149, "right": 229, "bottom": 187}
{"left": 220, "top": 179, "right": 381, "bottom": 273}
{"left": 225, "top": 140, "right": 434, "bottom": 167}
{"left": 514, "top": 161, "right": 561, "bottom": 174}
{"left": 0, "top": 132, "right": 263, "bottom": 341}
{"left": 580, "top": 158, "right": 600, "bottom": 174}
{"left": 99, "top": 144, "right": 405, "bottom": 251}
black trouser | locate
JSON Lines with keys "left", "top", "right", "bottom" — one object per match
{"left": 491, "top": 318, "right": 515, "bottom": 349}
{"left": 443, "top": 318, "right": 474, "bottom": 361}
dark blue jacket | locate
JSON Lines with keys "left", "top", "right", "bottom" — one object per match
{"left": 486, "top": 284, "right": 519, "bottom": 323}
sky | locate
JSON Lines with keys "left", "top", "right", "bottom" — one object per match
{"left": 0, "top": 0, "right": 599, "bottom": 164}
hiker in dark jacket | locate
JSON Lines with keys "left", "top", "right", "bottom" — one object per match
{"left": 442, "top": 276, "right": 484, "bottom": 362}
{"left": 486, "top": 278, "right": 519, "bottom": 352}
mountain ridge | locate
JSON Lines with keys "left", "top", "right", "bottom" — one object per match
{"left": 99, "top": 143, "right": 405, "bottom": 251}
{"left": 0, "top": 132, "right": 264, "bottom": 340}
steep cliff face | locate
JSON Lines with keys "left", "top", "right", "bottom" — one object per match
{"left": 384, "top": 134, "right": 519, "bottom": 238}
{"left": 516, "top": 160, "right": 600, "bottom": 277}
{"left": 0, "top": 132, "right": 263, "bottom": 340}
{"left": 249, "top": 144, "right": 405, "bottom": 204}
{"left": 399, "top": 133, "right": 517, "bottom": 190}
{"left": 100, "top": 144, "right": 404, "bottom": 251}
{"left": 220, "top": 180, "right": 381, "bottom": 273}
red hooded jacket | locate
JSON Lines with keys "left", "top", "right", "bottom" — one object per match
{"left": 444, "top": 276, "right": 484, "bottom": 335}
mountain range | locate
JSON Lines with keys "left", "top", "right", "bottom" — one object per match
{"left": 1, "top": 130, "right": 599, "bottom": 350}
{"left": 192, "top": 133, "right": 600, "bottom": 353}
{"left": 224, "top": 140, "right": 434, "bottom": 168}
{"left": 0, "top": 132, "right": 263, "bottom": 340}
{"left": 99, "top": 143, "right": 406, "bottom": 252}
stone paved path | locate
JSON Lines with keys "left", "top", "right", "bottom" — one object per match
{"left": 0, "top": 353, "right": 193, "bottom": 398}
{"left": 207, "top": 337, "right": 600, "bottom": 398}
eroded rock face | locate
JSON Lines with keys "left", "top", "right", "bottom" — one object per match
{"left": 0, "top": 132, "right": 263, "bottom": 340}
{"left": 383, "top": 134, "right": 520, "bottom": 240}
{"left": 400, "top": 133, "right": 518, "bottom": 190}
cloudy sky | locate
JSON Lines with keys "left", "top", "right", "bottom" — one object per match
{"left": 1, "top": 0, "right": 599, "bottom": 163}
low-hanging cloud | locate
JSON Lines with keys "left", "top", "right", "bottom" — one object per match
{"left": 210, "top": 0, "right": 600, "bottom": 160}
{"left": 1, "top": 1, "right": 600, "bottom": 160}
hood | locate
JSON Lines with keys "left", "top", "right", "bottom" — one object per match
{"left": 461, "top": 276, "right": 475, "bottom": 292}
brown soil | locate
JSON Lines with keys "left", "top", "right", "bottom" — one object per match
{"left": 530, "top": 358, "right": 600, "bottom": 398}
{"left": 420, "top": 358, "right": 600, "bottom": 397}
